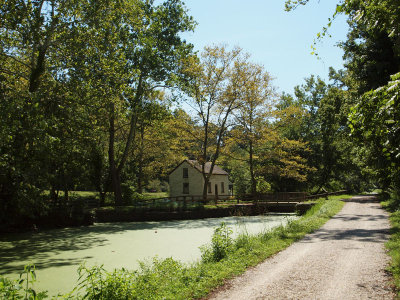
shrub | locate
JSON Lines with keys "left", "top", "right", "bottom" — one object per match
{"left": 200, "top": 222, "right": 234, "bottom": 263}
{"left": 75, "top": 264, "right": 137, "bottom": 299}
{"left": 255, "top": 176, "right": 271, "bottom": 193}
{"left": 0, "top": 264, "right": 47, "bottom": 300}
{"left": 121, "top": 183, "right": 144, "bottom": 206}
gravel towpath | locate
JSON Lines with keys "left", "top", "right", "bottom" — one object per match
{"left": 208, "top": 196, "right": 394, "bottom": 299}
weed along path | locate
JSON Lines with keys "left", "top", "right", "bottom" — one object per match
{"left": 209, "top": 196, "right": 395, "bottom": 299}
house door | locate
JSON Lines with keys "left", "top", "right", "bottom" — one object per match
{"left": 215, "top": 184, "right": 218, "bottom": 200}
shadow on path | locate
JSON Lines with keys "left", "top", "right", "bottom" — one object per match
{"left": 342, "top": 195, "right": 381, "bottom": 203}
{"left": 301, "top": 227, "right": 389, "bottom": 244}
{"left": 301, "top": 195, "right": 389, "bottom": 244}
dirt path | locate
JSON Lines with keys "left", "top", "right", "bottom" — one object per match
{"left": 208, "top": 196, "right": 395, "bottom": 299}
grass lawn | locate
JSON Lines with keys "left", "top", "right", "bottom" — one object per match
{"left": 43, "top": 191, "right": 169, "bottom": 200}
{"left": 70, "top": 191, "right": 98, "bottom": 198}
{"left": 142, "top": 192, "right": 169, "bottom": 200}
{"left": 43, "top": 190, "right": 98, "bottom": 198}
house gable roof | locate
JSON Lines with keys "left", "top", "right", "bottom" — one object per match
{"left": 169, "top": 159, "right": 228, "bottom": 176}
{"left": 186, "top": 160, "right": 228, "bottom": 175}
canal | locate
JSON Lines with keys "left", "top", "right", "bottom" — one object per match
{"left": 0, "top": 214, "right": 297, "bottom": 296}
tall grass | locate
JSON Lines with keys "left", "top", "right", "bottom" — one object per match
{"left": 0, "top": 196, "right": 347, "bottom": 299}
{"left": 382, "top": 192, "right": 400, "bottom": 295}
{"left": 386, "top": 210, "right": 400, "bottom": 293}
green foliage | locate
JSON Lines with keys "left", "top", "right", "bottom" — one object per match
{"left": 146, "top": 179, "right": 169, "bottom": 193}
{"left": 121, "top": 183, "right": 144, "bottom": 206}
{"left": 382, "top": 192, "right": 400, "bottom": 296}
{"left": 0, "top": 264, "right": 47, "bottom": 300}
{"left": 227, "top": 159, "right": 251, "bottom": 197}
{"left": 285, "top": 0, "right": 400, "bottom": 196}
{"left": 343, "top": 25, "right": 399, "bottom": 95}
{"left": 200, "top": 222, "right": 234, "bottom": 263}
{"left": 76, "top": 264, "right": 137, "bottom": 299}
{"left": 349, "top": 72, "right": 400, "bottom": 193}
{"left": 0, "top": 0, "right": 196, "bottom": 226}
{"left": 281, "top": 75, "right": 367, "bottom": 192}
{"left": 255, "top": 176, "right": 272, "bottom": 193}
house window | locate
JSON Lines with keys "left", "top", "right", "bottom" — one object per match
{"left": 221, "top": 182, "right": 225, "bottom": 193}
{"left": 208, "top": 182, "right": 212, "bottom": 193}
{"left": 183, "top": 183, "right": 189, "bottom": 194}
{"left": 183, "top": 168, "right": 188, "bottom": 178}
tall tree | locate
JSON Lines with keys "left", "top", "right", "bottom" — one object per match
{"left": 341, "top": 23, "right": 400, "bottom": 95}
{"left": 0, "top": 0, "right": 73, "bottom": 92}
{"left": 63, "top": 0, "right": 195, "bottom": 205}
{"left": 285, "top": 0, "right": 400, "bottom": 194}
{"left": 349, "top": 73, "right": 400, "bottom": 194}
{"left": 0, "top": 0, "right": 196, "bottom": 225}
{"left": 0, "top": 0, "right": 101, "bottom": 221}
{"left": 228, "top": 62, "right": 273, "bottom": 195}
{"left": 282, "top": 74, "right": 365, "bottom": 192}
{"left": 292, "top": 75, "right": 327, "bottom": 190}
{"left": 183, "top": 45, "right": 257, "bottom": 199}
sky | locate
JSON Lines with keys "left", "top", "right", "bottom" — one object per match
{"left": 180, "top": 0, "right": 349, "bottom": 95}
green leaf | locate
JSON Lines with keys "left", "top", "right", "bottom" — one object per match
{"left": 31, "top": 270, "right": 36, "bottom": 281}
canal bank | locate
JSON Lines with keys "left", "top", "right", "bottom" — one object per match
{"left": 0, "top": 214, "right": 297, "bottom": 296}
{"left": 94, "top": 202, "right": 314, "bottom": 223}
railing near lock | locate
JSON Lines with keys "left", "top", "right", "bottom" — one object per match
{"left": 81, "top": 190, "right": 348, "bottom": 211}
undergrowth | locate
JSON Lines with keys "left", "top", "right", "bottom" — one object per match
{"left": 0, "top": 196, "right": 347, "bottom": 299}
{"left": 382, "top": 191, "right": 400, "bottom": 296}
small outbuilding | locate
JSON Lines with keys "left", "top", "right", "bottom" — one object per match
{"left": 169, "top": 160, "right": 232, "bottom": 200}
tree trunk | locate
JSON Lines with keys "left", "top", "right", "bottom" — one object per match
{"left": 99, "top": 191, "right": 106, "bottom": 207}
{"left": 64, "top": 188, "right": 69, "bottom": 203}
{"left": 50, "top": 185, "right": 58, "bottom": 204}
{"left": 61, "top": 170, "right": 69, "bottom": 204}
{"left": 108, "top": 103, "right": 123, "bottom": 206}
{"left": 137, "top": 124, "right": 145, "bottom": 194}
{"left": 95, "top": 179, "right": 107, "bottom": 207}
{"left": 117, "top": 76, "right": 142, "bottom": 174}
{"left": 249, "top": 140, "right": 257, "bottom": 196}
{"left": 202, "top": 174, "right": 209, "bottom": 201}
{"left": 110, "top": 166, "right": 123, "bottom": 206}
{"left": 28, "top": 0, "right": 57, "bottom": 93}
{"left": 201, "top": 112, "right": 210, "bottom": 201}
{"left": 29, "top": 46, "right": 46, "bottom": 92}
